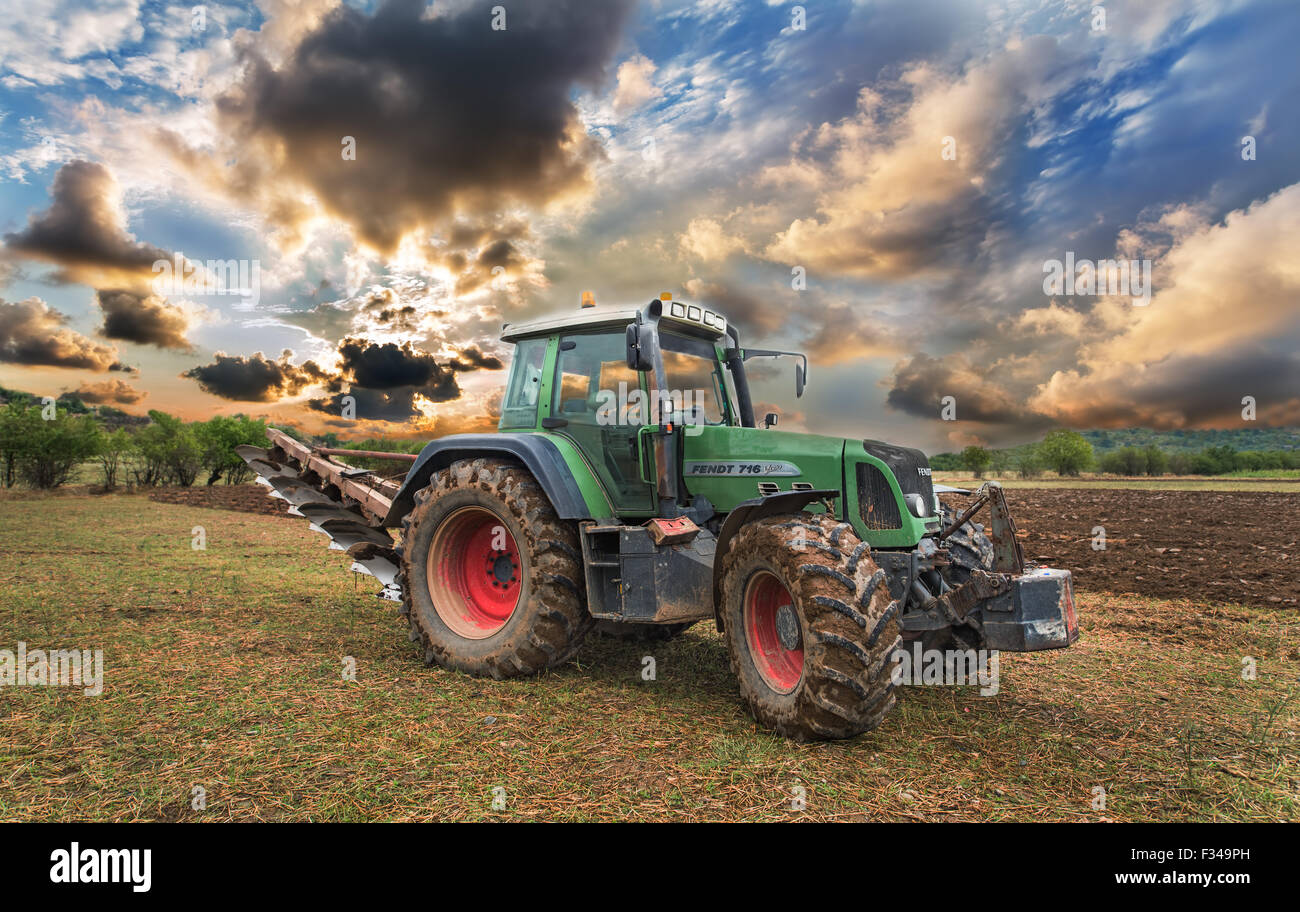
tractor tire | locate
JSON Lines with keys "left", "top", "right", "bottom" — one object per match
{"left": 398, "top": 458, "right": 593, "bottom": 679}
{"left": 719, "top": 513, "right": 901, "bottom": 741}
{"left": 592, "top": 620, "right": 695, "bottom": 641}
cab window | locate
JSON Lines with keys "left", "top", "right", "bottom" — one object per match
{"left": 499, "top": 337, "right": 547, "bottom": 429}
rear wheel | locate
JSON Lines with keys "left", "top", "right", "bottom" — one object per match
{"left": 399, "top": 458, "right": 593, "bottom": 678}
{"left": 720, "top": 513, "right": 900, "bottom": 741}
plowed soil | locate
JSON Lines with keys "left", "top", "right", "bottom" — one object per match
{"left": 148, "top": 484, "right": 294, "bottom": 518}
{"left": 979, "top": 489, "right": 1298, "bottom": 608}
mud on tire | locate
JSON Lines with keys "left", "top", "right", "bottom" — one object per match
{"left": 719, "top": 512, "right": 901, "bottom": 741}
{"left": 398, "top": 458, "right": 593, "bottom": 678}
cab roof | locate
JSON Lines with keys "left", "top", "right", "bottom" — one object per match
{"left": 500, "top": 304, "right": 640, "bottom": 342}
{"left": 500, "top": 299, "right": 730, "bottom": 343}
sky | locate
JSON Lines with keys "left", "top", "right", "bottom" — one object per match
{"left": 0, "top": 0, "right": 1297, "bottom": 454}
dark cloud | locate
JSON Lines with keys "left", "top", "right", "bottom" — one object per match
{"left": 885, "top": 353, "right": 1036, "bottom": 426}
{"left": 0, "top": 297, "right": 127, "bottom": 372}
{"left": 335, "top": 338, "right": 459, "bottom": 393}
{"left": 3, "top": 161, "right": 170, "bottom": 284}
{"left": 182, "top": 351, "right": 330, "bottom": 402}
{"left": 183, "top": 335, "right": 483, "bottom": 422}
{"left": 450, "top": 346, "right": 504, "bottom": 372}
{"left": 216, "top": 0, "right": 635, "bottom": 252}
{"left": 305, "top": 337, "right": 462, "bottom": 420}
{"left": 71, "top": 378, "right": 147, "bottom": 405}
{"left": 1032, "top": 347, "right": 1300, "bottom": 430}
{"left": 96, "top": 289, "right": 193, "bottom": 351}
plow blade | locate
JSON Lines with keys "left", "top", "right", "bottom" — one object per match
{"left": 238, "top": 428, "right": 405, "bottom": 601}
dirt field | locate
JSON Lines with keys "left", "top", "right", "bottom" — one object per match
{"left": 975, "top": 490, "right": 1298, "bottom": 609}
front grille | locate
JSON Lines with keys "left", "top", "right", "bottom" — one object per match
{"left": 863, "top": 439, "right": 935, "bottom": 504}
{"left": 857, "top": 463, "right": 902, "bottom": 530}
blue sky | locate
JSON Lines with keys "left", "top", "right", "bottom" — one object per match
{"left": 1, "top": 0, "right": 1298, "bottom": 451}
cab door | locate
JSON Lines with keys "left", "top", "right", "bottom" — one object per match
{"left": 550, "top": 331, "right": 656, "bottom": 515}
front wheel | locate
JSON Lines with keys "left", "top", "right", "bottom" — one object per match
{"left": 719, "top": 513, "right": 900, "bottom": 741}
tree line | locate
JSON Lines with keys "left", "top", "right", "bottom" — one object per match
{"left": 0, "top": 402, "right": 270, "bottom": 490}
{"left": 931, "top": 429, "right": 1300, "bottom": 478}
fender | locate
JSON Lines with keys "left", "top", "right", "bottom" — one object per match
{"left": 710, "top": 488, "right": 840, "bottom": 626}
{"left": 383, "top": 433, "right": 594, "bottom": 526}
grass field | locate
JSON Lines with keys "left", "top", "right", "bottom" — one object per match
{"left": 1, "top": 495, "right": 1296, "bottom": 821}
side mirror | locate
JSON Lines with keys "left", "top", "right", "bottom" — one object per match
{"left": 625, "top": 323, "right": 652, "bottom": 371}
{"left": 795, "top": 363, "right": 806, "bottom": 398}
{"left": 764, "top": 412, "right": 779, "bottom": 429}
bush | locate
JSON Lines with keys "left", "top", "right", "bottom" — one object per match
{"left": 133, "top": 411, "right": 202, "bottom": 486}
{"left": 960, "top": 445, "right": 992, "bottom": 478}
{"left": 195, "top": 415, "right": 267, "bottom": 485}
{"left": 1038, "top": 429, "right": 1094, "bottom": 476}
{"left": 1016, "top": 447, "right": 1042, "bottom": 478}
{"left": 96, "top": 428, "right": 133, "bottom": 490}
{"left": 1143, "top": 445, "right": 1168, "bottom": 476}
{"left": 4, "top": 406, "right": 103, "bottom": 488}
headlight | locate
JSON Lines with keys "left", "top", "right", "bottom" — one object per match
{"left": 906, "top": 493, "right": 929, "bottom": 518}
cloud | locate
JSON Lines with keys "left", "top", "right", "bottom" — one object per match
{"left": 678, "top": 217, "right": 748, "bottom": 262}
{"left": 182, "top": 333, "right": 500, "bottom": 423}
{"left": 449, "top": 346, "right": 504, "bottom": 372}
{"left": 764, "top": 37, "right": 1082, "bottom": 279}
{"left": 182, "top": 350, "right": 330, "bottom": 402}
{"left": 209, "top": 0, "right": 636, "bottom": 253}
{"left": 1027, "top": 183, "right": 1300, "bottom": 429}
{"left": 885, "top": 352, "right": 1034, "bottom": 426}
{"left": 3, "top": 161, "right": 170, "bottom": 288}
{"left": 71, "top": 377, "right": 146, "bottom": 405}
{"left": 612, "top": 54, "right": 660, "bottom": 112}
{"left": 0, "top": 296, "right": 126, "bottom": 371}
{"left": 95, "top": 289, "right": 194, "bottom": 351}
{"left": 0, "top": 0, "right": 144, "bottom": 87}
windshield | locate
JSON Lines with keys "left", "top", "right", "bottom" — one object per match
{"left": 660, "top": 332, "right": 735, "bottom": 426}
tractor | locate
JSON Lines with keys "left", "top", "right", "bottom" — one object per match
{"left": 240, "top": 294, "right": 1078, "bottom": 740}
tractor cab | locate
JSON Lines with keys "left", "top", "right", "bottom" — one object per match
{"left": 498, "top": 294, "right": 808, "bottom": 525}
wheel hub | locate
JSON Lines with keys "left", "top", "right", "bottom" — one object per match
{"left": 427, "top": 507, "right": 522, "bottom": 639}
{"left": 742, "top": 570, "right": 804, "bottom": 693}
{"left": 775, "top": 604, "right": 801, "bottom": 651}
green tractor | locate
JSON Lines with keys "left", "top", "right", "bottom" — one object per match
{"left": 241, "top": 294, "right": 1078, "bottom": 740}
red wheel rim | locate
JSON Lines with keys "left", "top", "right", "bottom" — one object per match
{"left": 743, "top": 570, "right": 803, "bottom": 693}
{"left": 427, "top": 506, "right": 522, "bottom": 639}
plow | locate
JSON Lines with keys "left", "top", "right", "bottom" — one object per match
{"left": 239, "top": 293, "right": 1079, "bottom": 741}
{"left": 237, "top": 431, "right": 410, "bottom": 600}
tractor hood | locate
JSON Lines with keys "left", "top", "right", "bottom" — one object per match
{"left": 680, "top": 427, "right": 938, "bottom": 548}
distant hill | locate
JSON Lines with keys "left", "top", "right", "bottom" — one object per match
{"left": 0, "top": 384, "right": 148, "bottom": 430}
{"left": 1080, "top": 427, "right": 1300, "bottom": 453}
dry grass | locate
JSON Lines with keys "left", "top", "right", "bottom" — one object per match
{"left": 0, "top": 495, "right": 1296, "bottom": 821}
